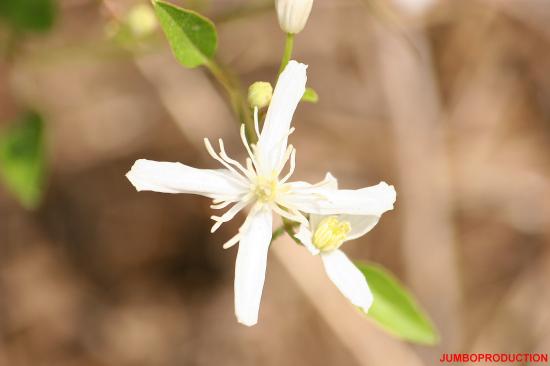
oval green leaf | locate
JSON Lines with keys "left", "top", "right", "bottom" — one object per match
{"left": 0, "top": 111, "right": 46, "bottom": 209}
{"left": 153, "top": 0, "right": 217, "bottom": 68}
{"left": 356, "top": 261, "right": 439, "bottom": 345}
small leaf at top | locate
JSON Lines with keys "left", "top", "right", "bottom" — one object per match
{"left": 0, "top": 0, "right": 56, "bottom": 32}
{"left": 153, "top": 0, "right": 217, "bottom": 68}
{"left": 356, "top": 261, "right": 439, "bottom": 345}
{"left": 302, "top": 87, "right": 319, "bottom": 103}
{"left": 0, "top": 111, "right": 46, "bottom": 209}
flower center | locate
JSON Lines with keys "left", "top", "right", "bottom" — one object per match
{"left": 312, "top": 216, "right": 351, "bottom": 251}
{"left": 253, "top": 175, "right": 279, "bottom": 203}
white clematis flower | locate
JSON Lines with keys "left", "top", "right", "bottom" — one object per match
{"left": 295, "top": 174, "right": 394, "bottom": 313}
{"left": 126, "top": 60, "right": 396, "bottom": 326}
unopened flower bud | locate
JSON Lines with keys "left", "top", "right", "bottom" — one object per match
{"left": 275, "top": 0, "right": 313, "bottom": 34}
{"left": 248, "top": 81, "right": 273, "bottom": 108}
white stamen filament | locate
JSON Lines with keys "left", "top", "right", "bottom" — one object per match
{"left": 275, "top": 145, "right": 293, "bottom": 176}
{"left": 211, "top": 200, "right": 237, "bottom": 210}
{"left": 204, "top": 138, "right": 249, "bottom": 186}
{"left": 222, "top": 232, "right": 241, "bottom": 249}
{"left": 246, "top": 158, "right": 254, "bottom": 174}
{"left": 240, "top": 124, "right": 261, "bottom": 173}
{"left": 253, "top": 106, "right": 261, "bottom": 137}
{"left": 210, "top": 199, "right": 250, "bottom": 233}
{"left": 279, "top": 148, "right": 296, "bottom": 183}
{"left": 218, "top": 139, "right": 255, "bottom": 180}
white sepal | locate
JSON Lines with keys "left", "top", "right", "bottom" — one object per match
{"left": 286, "top": 181, "right": 397, "bottom": 216}
{"left": 295, "top": 223, "right": 320, "bottom": 255}
{"left": 126, "top": 159, "right": 247, "bottom": 199}
{"left": 257, "top": 60, "right": 307, "bottom": 174}
{"left": 338, "top": 214, "right": 380, "bottom": 241}
{"left": 234, "top": 208, "right": 273, "bottom": 326}
{"left": 321, "top": 249, "right": 373, "bottom": 312}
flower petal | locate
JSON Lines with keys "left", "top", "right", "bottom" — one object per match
{"left": 294, "top": 224, "right": 320, "bottom": 255}
{"left": 285, "top": 172, "right": 336, "bottom": 192}
{"left": 318, "top": 172, "right": 338, "bottom": 190}
{"left": 257, "top": 60, "right": 307, "bottom": 174}
{"left": 126, "top": 159, "right": 247, "bottom": 199}
{"left": 321, "top": 249, "right": 373, "bottom": 312}
{"left": 301, "top": 176, "right": 380, "bottom": 242}
{"left": 338, "top": 214, "right": 380, "bottom": 241}
{"left": 286, "top": 181, "right": 397, "bottom": 216}
{"left": 234, "top": 208, "right": 273, "bottom": 326}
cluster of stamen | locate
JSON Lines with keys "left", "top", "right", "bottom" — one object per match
{"left": 203, "top": 108, "right": 305, "bottom": 249}
{"left": 312, "top": 216, "right": 351, "bottom": 252}
{"left": 253, "top": 175, "right": 278, "bottom": 203}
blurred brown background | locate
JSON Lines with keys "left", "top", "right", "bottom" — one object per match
{"left": 1, "top": 0, "right": 549, "bottom": 365}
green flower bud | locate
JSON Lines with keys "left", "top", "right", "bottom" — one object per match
{"left": 247, "top": 81, "right": 273, "bottom": 109}
{"left": 127, "top": 4, "right": 157, "bottom": 38}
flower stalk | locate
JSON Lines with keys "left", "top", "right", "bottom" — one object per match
{"left": 278, "top": 33, "right": 295, "bottom": 76}
{"left": 204, "top": 59, "right": 256, "bottom": 142}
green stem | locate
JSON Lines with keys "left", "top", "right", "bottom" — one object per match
{"left": 284, "top": 218, "right": 302, "bottom": 245}
{"left": 278, "top": 33, "right": 295, "bottom": 76}
{"left": 204, "top": 59, "right": 256, "bottom": 142}
{"left": 271, "top": 219, "right": 301, "bottom": 245}
{"left": 271, "top": 225, "right": 286, "bottom": 243}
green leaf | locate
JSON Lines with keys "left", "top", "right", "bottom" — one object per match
{"left": 0, "top": 111, "right": 46, "bottom": 209}
{"left": 302, "top": 87, "right": 319, "bottom": 103}
{"left": 0, "top": 0, "right": 56, "bottom": 32}
{"left": 356, "top": 262, "right": 439, "bottom": 345}
{"left": 153, "top": 0, "right": 217, "bottom": 68}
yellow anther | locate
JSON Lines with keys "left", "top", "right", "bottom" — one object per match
{"left": 312, "top": 216, "right": 351, "bottom": 251}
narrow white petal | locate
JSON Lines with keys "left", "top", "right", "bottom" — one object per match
{"left": 338, "top": 214, "right": 380, "bottom": 241}
{"left": 257, "top": 61, "right": 307, "bottom": 173}
{"left": 234, "top": 209, "right": 273, "bottom": 326}
{"left": 126, "top": 159, "right": 247, "bottom": 199}
{"left": 294, "top": 224, "right": 320, "bottom": 255}
{"left": 286, "top": 181, "right": 397, "bottom": 216}
{"left": 321, "top": 249, "right": 373, "bottom": 312}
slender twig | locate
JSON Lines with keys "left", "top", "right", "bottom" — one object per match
{"left": 204, "top": 59, "right": 256, "bottom": 142}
